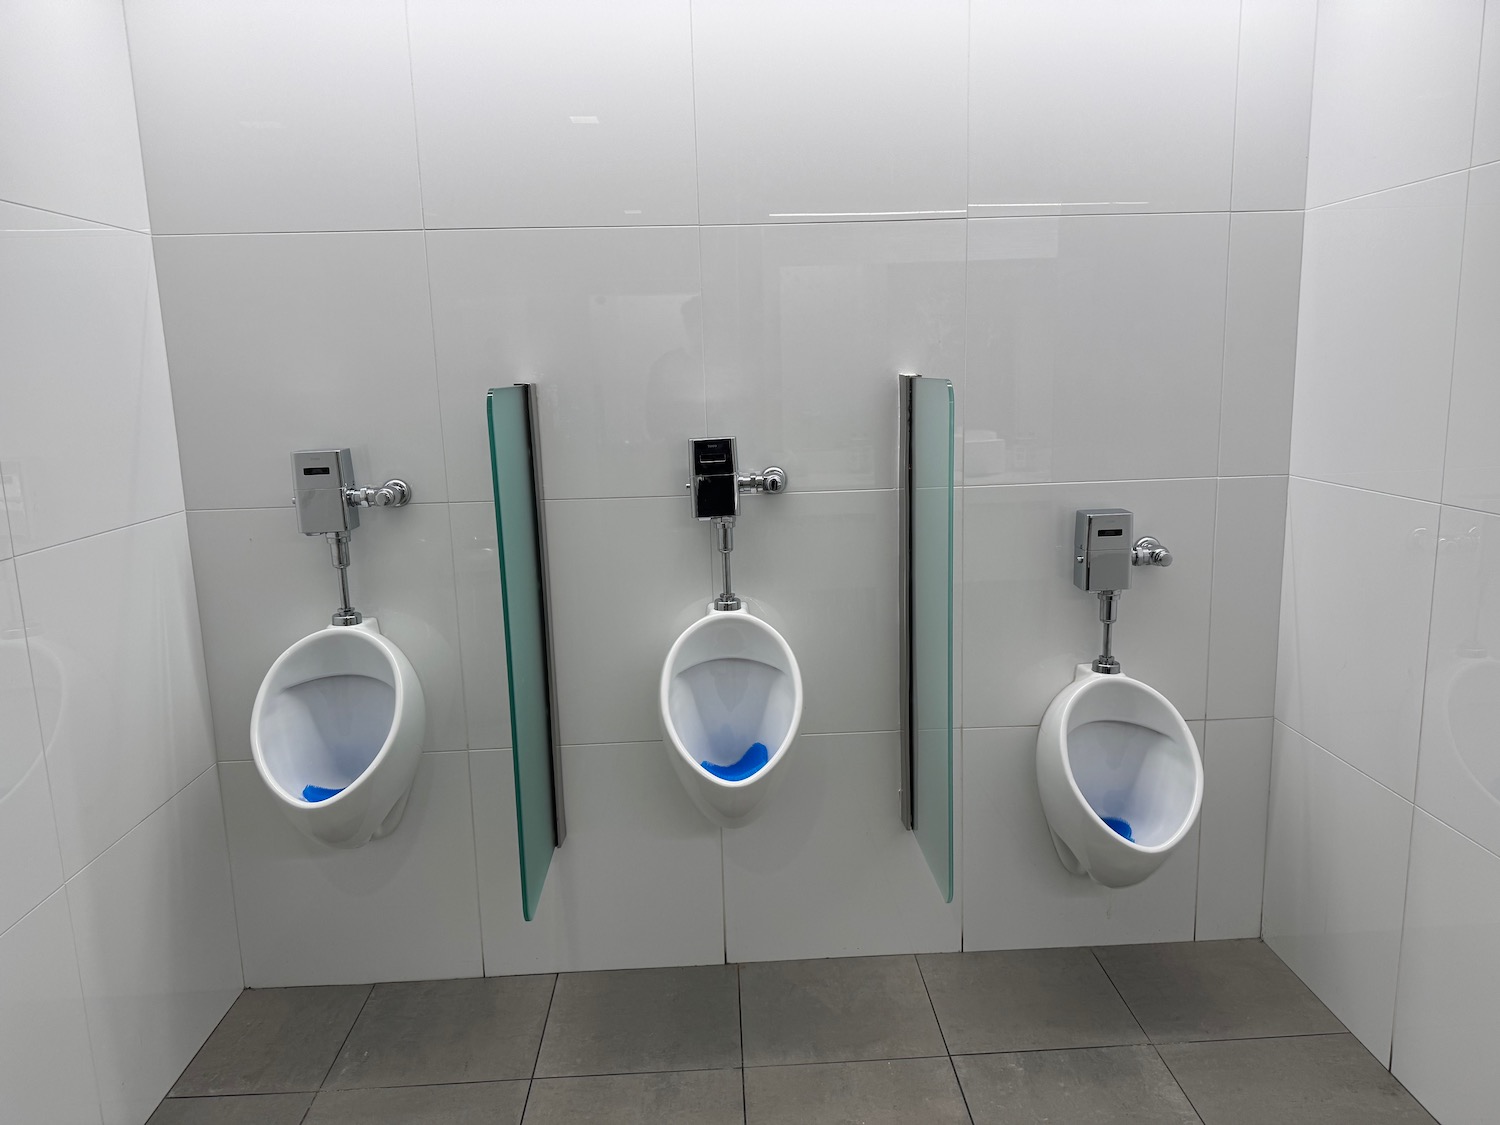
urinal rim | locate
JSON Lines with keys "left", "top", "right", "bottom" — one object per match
{"left": 1055, "top": 671, "right": 1203, "bottom": 857}
{"left": 250, "top": 619, "right": 408, "bottom": 809}
{"left": 660, "top": 606, "right": 804, "bottom": 788}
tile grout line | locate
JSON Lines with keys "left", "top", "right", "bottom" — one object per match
{"left": 913, "top": 954, "right": 978, "bottom": 1124}
{"left": 737, "top": 964, "right": 748, "bottom": 1125}
{"left": 315, "top": 985, "right": 376, "bottom": 1093}
{"left": 519, "top": 972, "right": 561, "bottom": 1115}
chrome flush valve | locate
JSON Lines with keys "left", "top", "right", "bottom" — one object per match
{"left": 687, "top": 438, "right": 788, "bottom": 611}
{"left": 1072, "top": 509, "right": 1173, "bottom": 674}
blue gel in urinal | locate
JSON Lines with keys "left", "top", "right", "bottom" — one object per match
{"left": 302, "top": 784, "right": 345, "bottom": 803}
{"left": 702, "top": 743, "right": 769, "bottom": 782}
{"left": 1102, "top": 816, "right": 1134, "bottom": 841}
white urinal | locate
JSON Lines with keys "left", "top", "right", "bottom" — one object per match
{"left": 660, "top": 605, "right": 802, "bottom": 827}
{"left": 1036, "top": 664, "right": 1202, "bottom": 888}
{"left": 251, "top": 619, "right": 425, "bottom": 848}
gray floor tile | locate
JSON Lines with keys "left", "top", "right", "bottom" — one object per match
{"left": 524, "top": 1069, "right": 743, "bottom": 1124}
{"left": 1095, "top": 939, "right": 1345, "bottom": 1043}
{"left": 534, "top": 965, "right": 740, "bottom": 1078}
{"left": 917, "top": 948, "right": 1146, "bottom": 1054}
{"left": 745, "top": 1057, "right": 971, "bottom": 1125}
{"left": 146, "top": 1093, "right": 314, "bottom": 1125}
{"left": 305, "top": 1081, "right": 528, "bottom": 1124}
{"left": 326, "top": 976, "right": 555, "bottom": 1089}
{"left": 170, "top": 985, "right": 370, "bottom": 1095}
{"left": 740, "top": 955, "right": 947, "bottom": 1067}
{"left": 1159, "top": 1034, "right": 1438, "bottom": 1125}
{"left": 954, "top": 1045, "right": 1200, "bottom": 1125}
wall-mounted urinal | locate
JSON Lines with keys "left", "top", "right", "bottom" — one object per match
{"left": 1036, "top": 509, "right": 1202, "bottom": 887}
{"left": 250, "top": 449, "right": 426, "bottom": 849}
{"left": 660, "top": 438, "right": 801, "bottom": 826}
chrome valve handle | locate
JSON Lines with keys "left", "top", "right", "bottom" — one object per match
{"left": 1132, "top": 536, "right": 1172, "bottom": 567}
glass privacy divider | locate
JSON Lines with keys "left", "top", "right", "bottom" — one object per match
{"left": 899, "top": 372, "right": 956, "bottom": 902}
{"left": 487, "top": 385, "right": 565, "bottom": 921}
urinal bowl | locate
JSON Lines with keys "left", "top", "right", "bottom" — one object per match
{"left": 1036, "top": 664, "right": 1202, "bottom": 888}
{"left": 251, "top": 619, "right": 426, "bottom": 849}
{"left": 660, "top": 606, "right": 803, "bottom": 827}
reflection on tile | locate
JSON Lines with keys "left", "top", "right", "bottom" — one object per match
{"left": 407, "top": 0, "right": 696, "bottom": 229}
{"left": 124, "top": 0, "right": 422, "bottom": 233}
{"left": 1196, "top": 720, "right": 1274, "bottom": 940}
{"left": 1290, "top": 174, "right": 1466, "bottom": 502}
{"left": 449, "top": 503, "right": 510, "bottom": 750}
{"left": 1262, "top": 725, "right": 1411, "bottom": 1060}
{"left": 426, "top": 225, "right": 704, "bottom": 503}
{"left": 955, "top": 1046, "right": 1198, "bottom": 1125}
{"left": 964, "top": 214, "right": 1227, "bottom": 485}
{"left": 701, "top": 219, "right": 964, "bottom": 492}
{"left": 969, "top": 0, "right": 1239, "bottom": 215}
{"left": 220, "top": 754, "right": 482, "bottom": 987}
{"left": 1230, "top": 0, "right": 1318, "bottom": 211}
{"left": 1442, "top": 163, "right": 1500, "bottom": 516}
{"left": 744, "top": 1057, "right": 970, "bottom": 1125}
{"left": 1208, "top": 477, "right": 1287, "bottom": 719}
{"left": 691, "top": 0, "right": 966, "bottom": 224}
{"left": 1477, "top": 12, "right": 1500, "bottom": 165}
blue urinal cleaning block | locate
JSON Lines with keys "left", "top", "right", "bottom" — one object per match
{"left": 1102, "top": 816, "right": 1134, "bottom": 841}
{"left": 702, "top": 742, "right": 769, "bottom": 782}
{"left": 302, "top": 784, "right": 345, "bottom": 803}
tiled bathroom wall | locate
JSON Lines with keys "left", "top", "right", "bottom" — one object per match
{"left": 113, "top": 0, "right": 1321, "bottom": 989}
{"left": 0, "top": 4, "right": 243, "bottom": 1122}
{"left": 1263, "top": 3, "right": 1499, "bottom": 1122}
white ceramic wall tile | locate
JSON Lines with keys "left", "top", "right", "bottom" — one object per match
{"left": 426, "top": 226, "right": 705, "bottom": 503}
{"left": 1290, "top": 174, "right": 1467, "bottom": 501}
{"left": 449, "top": 503, "right": 511, "bottom": 752}
{"left": 0, "top": 892, "right": 101, "bottom": 1125}
{"left": 701, "top": 219, "right": 964, "bottom": 492}
{"left": 0, "top": 0, "right": 148, "bottom": 230}
{"left": 968, "top": 0, "right": 1239, "bottom": 216}
{"left": 153, "top": 231, "right": 447, "bottom": 510}
{"left": 1392, "top": 811, "right": 1500, "bottom": 1125}
{"left": 67, "top": 769, "right": 241, "bottom": 1125}
{"left": 963, "top": 478, "right": 1216, "bottom": 729}
{"left": 1276, "top": 478, "right": 1437, "bottom": 799}
{"left": 964, "top": 214, "right": 1228, "bottom": 485}
{"left": 187, "top": 504, "right": 466, "bottom": 759}
{"left": 1207, "top": 476, "right": 1288, "bottom": 719}
{"left": 962, "top": 726, "right": 1200, "bottom": 950}
{"left": 122, "top": 0, "right": 421, "bottom": 233}
{"left": 1195, "top": 718, "right": 1274, "bottom": 940}
{"left": 723, "top": 732, "right": 960, "bottom": 962}
{"left": 1305, "top": 0, "right": 1485, "bottom": 207}
{"left": 1262, "top": 723, "right": 1411, "bottom": 1061}
{"left": 474, "top": 744, "right": 725, "bottom": 975}
{"left": 1231, "top": 0, "right": 1319, "bottom": 211}
{"left": 1442, "top": 163, "right": 1500, "bottom": 516}
{"left": 544, "top": 497, "right": 711, "bottom": 746}
{"left": 691, "top": 0, "right": 967, "bottom": 224}
{"left": 19, "top": 515, "right": 214, "bottom": 876}
{"left": 729, "top": 491, "right": 897, "bottom": 736}
{"left": 1219, "top": 211, "right": 1303, "bottom": 478}
{"left": 1415, "top": 506, "right": 1500, "bottom": 857}
{"left": 0, "top": 208, "right": 182, "bottom": 553}
{"left": 0, "top": 560, "right": 62, "bottom": 936}
{"left": 407, "top": 0, "right": 697, "bottom": 228}
{"left": 1477, "top": 5, "right": 1500, "bottom": 166}
{"left": 221, "top": 753, "right": 482, "bottom": 987}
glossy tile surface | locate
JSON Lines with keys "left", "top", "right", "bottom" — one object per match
{"left": 1230, "top": 0, "right": 1319, "bottom": 211}
{"left": 219, "top": 754, "right": 482, "bottom": 987}
{"left": 1208, "top": 477, "right": 1288, "bottom": 719}
{"left": 0, "top": 0, "right": 149, "bottom": 229}
{"left": 1195, "top": 719, "right": 1275, "bottom": 940}
{"left": 1290, "top": 174, "right": 1466, "bottom": 501}
{"left": 307, "top": 1083, "right": 525, "bottom": 1125}
{"left": 744, "top": 1057, "right": 970, "bottom": 1125}
{"left": 1477, "top": 9, "right": 1500, "bottom": 166}
{"left": 1305, "top": 0, "right": 1485, "bottom": 206}
{"left": 123, "top": 0, "right": 422, "bottom": 233}
{"left": 187, "top": 504, "right": 466, "bottom": 760}
{"left": 19, "top": 515, "right": 214, "bottom": 876}
{"left": 0, "top": 208, "right": 182, "bottom": 552}
{"left": 691, "top": 0, "right": 966, "bottom": 224}
{"left": 961, "top": 726, "right": 1201, "bottom": 949}
{"left": 969, "top": 0, "right": 1239, "bottom": 216}
{"left": 525, "top": 1071, "right": 742, "bottom": 1125}
{"left": 67, "top": 770, "right": 243, "bottom": 1125}
{"left": 1391, "top": 811, "right": 1500, "bottom": 1125}
{"left": 1262, "top": 725, "right": 1411, "bottom": 1060}
{"left": 955, "top": 1046, "right": 1198, "bottom": 1125}
{"left": 448, "top": 503, "right": 511, "bottom": 751}
{"left": 407, "top": 0, "right": 696, "bottom": 229}
{"left": 154, "top": 231, "right": 447, "bottom": 510}
{"left": 1441, "top": 162, "right": 1500, "bottom": 516}
{"left": 426, "top": 225, "right": 705, "bottom": 503}
{"left": 1276, "top": 479, "right": 1437, "bottom": 797}
{"left": 700, "top": 219, "right": 964, "bottom": 492}
{"left": 147, "top": 1094, "right": 312, "bottom": 1125}
{"left": 964, "top": 214, "right": 1228, "bottom": 485}
{"left": 472, "top": 744, "right": 726, "bottom": 976}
